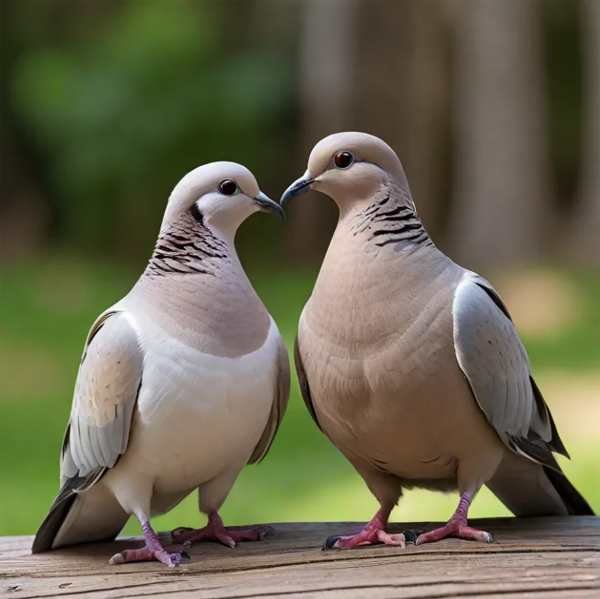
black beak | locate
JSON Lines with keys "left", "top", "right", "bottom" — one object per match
{"left": 280, "top": 174, "right": 314, "bottom": 207}
{"left": 254, "top": 191, "right": 285, "bottom": 221}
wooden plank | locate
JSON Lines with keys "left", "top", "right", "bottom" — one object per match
{"left": 1, "top": 517, "right": 599, "bottom": 598}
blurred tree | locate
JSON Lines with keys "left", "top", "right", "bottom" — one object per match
{"left": 285, "top": 0, "right": 357, "bottom": 262}
{"left": 568, "top": 0, "right": 600, "bottom": 265}
{"left": 0, "top": 0, "right": 53, "bottom": 258}
{"left": 9, "top": 0, "right": 293, "bottom": 263}
{"left": 449, "top": 0, "right": 550, "bottom": 269}
{"left": 1, "top": 0, "right": 593, "bottom": 270}
{"left": 287, "top": 0, "right": 452, "bottom": 261}
{"left": 353, "top": 0, "right": 452, "bottom": 241}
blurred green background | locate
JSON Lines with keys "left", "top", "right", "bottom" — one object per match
{"left": 1, "top": 0, "right": 598, "bottom": 538}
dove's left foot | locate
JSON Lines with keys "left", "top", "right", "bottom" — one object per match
{"left": 415, "top": 521, "right": 493, "bottom": 545}
{"left": 415, "top": 491, "right": 493, "bottom": 546}
{"left": 171, "top": 511, "right": 272, "bottom": 548}
{"left": 109, "top": 521, "right": 189, "bottom": 567}
{"left": 322, "top": 507, "right": 405, "bottom": 550}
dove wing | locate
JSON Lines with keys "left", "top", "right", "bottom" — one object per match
{"left": 248, "top": 335, "right": 290, "bottom": 463}
{"left": 452, "top": 272, "right": 567, "bottom": 470}
{"left": 60, "top": 310, "right": 144, "bottom": 487}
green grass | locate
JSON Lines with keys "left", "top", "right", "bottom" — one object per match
{"left": 0, "top": 253, "right": 598, "bottom": 538}
{"left": 520, "top": 270, "right": 600, "bottom": 371}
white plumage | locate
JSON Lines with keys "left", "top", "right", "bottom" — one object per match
{"left": 34, "top": 162, "right": 289, "bottom": 566}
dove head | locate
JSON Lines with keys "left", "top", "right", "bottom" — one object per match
{"left": 161, "top": 161, "right": 283, "bottom": 238}
{"left": 281, "top": 132, "right": 413, "bottom": 211}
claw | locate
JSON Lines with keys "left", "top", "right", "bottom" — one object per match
{"left": 322, "top": 535, "right": 342, "bottom": 551}
{"left": 109, "top": 552, "right": 125, "bottom": 565}
{"left": 402, "top": 529, "right": 422, "bottom": 544}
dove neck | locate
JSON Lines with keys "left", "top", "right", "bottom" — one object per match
{"left": 143, "top": 214, "right": 235, "bottom": 280}
{"left": 310, "top": 183, "right": 447, "bottom": 311}
{"left": 334, "top": 183, "right": 433, "bottom": 253}
{"left": 132, "top": 225, "right": 270, "bottom": 356}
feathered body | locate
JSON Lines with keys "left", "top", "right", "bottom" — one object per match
{"left": 285, "top": 132, "right": 592, "bottom": 548}
{"left": 34, "top": 162, "right": 289, "bottom": 561}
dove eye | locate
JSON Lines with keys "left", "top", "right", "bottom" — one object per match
{"left": 218, "top": 179, "right": 238, "bottom": 196}
{"left": 334, "top": 151, "right": 354, "bottom": 169}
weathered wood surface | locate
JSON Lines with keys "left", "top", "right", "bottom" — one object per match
{"left": 1, "top": 517, "right": 599, "bottom": 598}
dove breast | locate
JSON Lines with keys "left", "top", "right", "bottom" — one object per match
{"left": 297, "top": 240, "right": 504, "bottom": 491}
{"left": 99, "top": 306, "right": 283, "bottom": 517}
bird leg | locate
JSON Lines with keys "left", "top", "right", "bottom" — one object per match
{"left": 322, "top": 505, "right": 406, "bottom": 550}
{"left": 109, "top": 520, "right": 189, "bottom": 567}
{"left": 171, "top": 511, "right": 272, "bottom": 548}
{"left": 415, "top": 491, "right": 493, "bottom": 545}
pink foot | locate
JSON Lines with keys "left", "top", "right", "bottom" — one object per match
{"left": 323, "top": 507, "right": 405, "bottom": 550}
{"left": 415, "top": 491, "right": 493, "bottom": 546}
{"left": 109, "top": 545, "right": 187, "bottom": 567}
{"left": 109, "top": 521, "right": 189, "bottom": 567}
{"left": 415, "top": 520, "right": 493, "bottom": 545}
{"left": 171, "top": 512, "right": 272, "bottom": 548}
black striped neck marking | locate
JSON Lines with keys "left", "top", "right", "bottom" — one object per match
{"left": 351, "top": 192, "right": 433, "bottom": 250}
{"left": 144, "top": 210, "right": 230, "bottom": 278}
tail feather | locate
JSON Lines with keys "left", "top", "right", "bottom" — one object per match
{"left": 487, "top": 450, "right": 594, "bottom": 517}
{"left": 32, "top": 470, "right": 125, "bottom": 553}
{"left": 544, "top": 466, "right": 594, "bottom": 515}
{"left": 32, "top": 488, "right": 78, "bottom": 553}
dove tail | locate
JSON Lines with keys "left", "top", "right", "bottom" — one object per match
{"left": 544, "top": 467, "right": 594, "bottom": 516}
{"left": 32, "top": 470, "right": 126, "bottom": 553}
{"left": 487, "top": 450, "right": 594, "bottom": 517}
{"left": 32, "top": 486, "right": 79, "bottom": 553}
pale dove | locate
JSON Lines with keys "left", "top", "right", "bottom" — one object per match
{"left": 281, "top": 132, "right": 592, "bottom": 549}
{"left": 33, "top": 162, "right": 289, "bottom": 566}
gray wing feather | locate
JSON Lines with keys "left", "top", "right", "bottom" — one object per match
{"left": 60, "top": 310, "right": 143, "bottom": 485}
{"left": 453, "top": 272, "right": 565, "bottom": 468}
{"left": 294, "top": 335, "right": 321, "bottom": 431}
{"left": 248, "top": 336, "right": 290, "bottom": 464}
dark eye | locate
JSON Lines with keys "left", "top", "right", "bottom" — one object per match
{"left": 218, "top": 179, "right": 238, "bottom": 195}
{"left": 334, "top": 151, "right": 354, "bottom": 169}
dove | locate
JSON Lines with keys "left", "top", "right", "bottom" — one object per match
{"left": 281, "top": 132, "right": 593, "bottom": 550}
{"left": 33, "top": 162, "right": 289, "bottom": 566}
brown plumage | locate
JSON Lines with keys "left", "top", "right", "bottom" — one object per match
{"left": 282, "top": 132, "right": 592, "bottom": 550}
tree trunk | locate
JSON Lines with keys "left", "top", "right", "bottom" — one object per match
{"left": 352, "top": 0, "right": 452, "bottom": 240}
{"left": 0, "top": 0, "right": 50, "bottom": 259}
{"left": 287, "top": 0, "right": 452, "bottom": 263}
{"left": 449, "top": 0, "right": 550, "bottom": 269}
{"left": 568, "top": 0, "right": 600, "bottom": 265}
{"left": 286, "top": 0, "right": 358, "bottom": 263}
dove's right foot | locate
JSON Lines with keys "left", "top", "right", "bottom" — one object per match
{"left": 109, "top": 520, "right": 189, "bottom": 568}
{"left": 109, "top": 546, "right": 187, "bottom": 567}
{"left": 414, "top": 490, "right": 493, "bottom": 546}
{"left": 322, "top": 507, "right": 405, "bottom": 550}
{"left": 171, "top": 511, "right": 271, "bottom": 548}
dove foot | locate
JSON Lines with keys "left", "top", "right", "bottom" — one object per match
{"left": 415, "top": 490, "right": 493, "bottom": 545}
{"left": 109, "top": 520, "right": 189, "bottom": 567}
{"left": 322, "top": 506, "right": 405, "bottom": 550}
{"left": 109, "top": 546, "right": 188, "bottom": 567}
{"left": 415, "top": 522, "right": 493, "bottom": 545}
{"left": 171, "top": 511, "right": 272, "bottom": 548}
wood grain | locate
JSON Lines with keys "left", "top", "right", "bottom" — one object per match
{"left": 1, "top": 517, "right": 599, "bottom": 598}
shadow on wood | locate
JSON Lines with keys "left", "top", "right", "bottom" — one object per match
{"left": 1, "top": 517, "right": 599, "bottom": 598}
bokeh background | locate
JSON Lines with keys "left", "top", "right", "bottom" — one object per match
{"left": 1, "top": 0, "right": 599, "bottom": 538}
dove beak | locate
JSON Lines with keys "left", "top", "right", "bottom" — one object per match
{"left": 254, "top": 191, "right": 285, "bottom": 221}
{"left": 280, "top": 173, "right": 314, "bottom": 207}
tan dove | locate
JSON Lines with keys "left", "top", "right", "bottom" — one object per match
{"left": 33, "top": 162, "right": 289, "bottom": 566}
{"left": 281, "top": 132, "right": 593, "bottom": 549}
